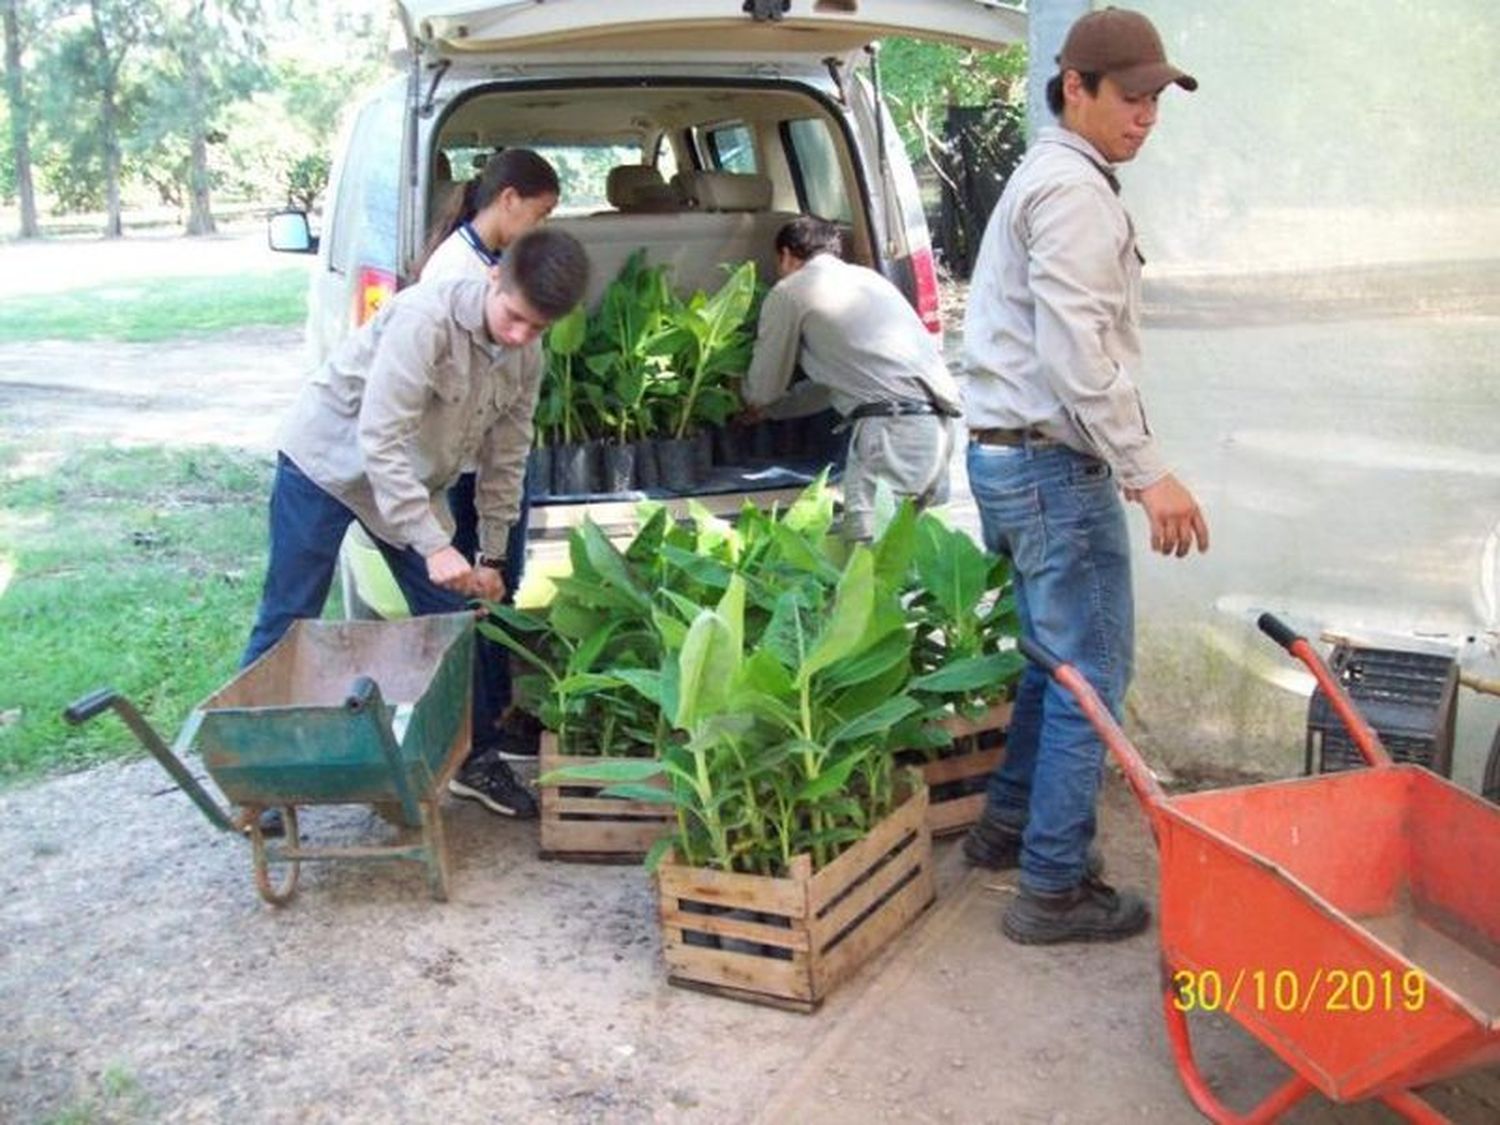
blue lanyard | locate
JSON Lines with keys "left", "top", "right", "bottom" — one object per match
{"left": 459, "top": 221, "right": 501, "bottom": 267}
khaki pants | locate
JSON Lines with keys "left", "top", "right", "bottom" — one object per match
{"left": 840, "top": 414, "right": 959, "bottom": 540}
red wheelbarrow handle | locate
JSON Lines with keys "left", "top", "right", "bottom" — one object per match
{"left": 1256, "top": 613, "right": 1392, "bottom": 769}
{"left": 1017, "top": 635, "right": 1171, "bottom": 836}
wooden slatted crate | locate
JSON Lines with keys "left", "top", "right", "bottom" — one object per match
{"left": 918, "top": 702, "right": 1011, "bottom": 837}
{"left": 538, "top": 731, "right": 674, "bottom": 862}
{"left": 656, "top": 783, "right": 934, "bottom": 1012}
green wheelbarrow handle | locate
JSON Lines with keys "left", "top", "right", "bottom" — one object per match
{"left": 62, "top": 687, "right": 238, "bottom": 834}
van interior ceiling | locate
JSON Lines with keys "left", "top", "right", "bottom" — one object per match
{"left": 425, "top": 83, "right": 872, "bottom": 304}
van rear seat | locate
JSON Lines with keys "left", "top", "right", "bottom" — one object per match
{"left": 554, "top": 170, "right": 799, "bottom": 306}
{"left": 604, "top": 165, "right": 680, "bottom": 213}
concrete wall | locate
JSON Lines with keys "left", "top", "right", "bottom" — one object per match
{"left": 1121, "top": 0, "right": 1500, "bottom": 274}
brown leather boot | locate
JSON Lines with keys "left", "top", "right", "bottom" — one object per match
{"left": 1001, "top": 876, "right": 1150, "bottom": 945}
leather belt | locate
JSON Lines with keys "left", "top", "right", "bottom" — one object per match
{"left": 847, "top": 399, "right": 960, "bottom": 421}
{"left": 970, "top": 427, "right": 1057, "bottom": 447}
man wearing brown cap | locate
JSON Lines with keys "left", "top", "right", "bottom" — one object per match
{"left": 960, "top": 7, "right": 1209, "bottom": 944}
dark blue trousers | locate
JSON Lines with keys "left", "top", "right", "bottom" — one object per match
{"left": 446, "top": 459, "right": 533, "bottom": 716}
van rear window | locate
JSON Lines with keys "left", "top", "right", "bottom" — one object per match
{"left": 784, "top": 118, "right": 851, "bottom": 224}
{"left": 704, "top": 123, "right": 756, "bottom": 173}
{"left": 328, "top": 95, "right": 402, "bottom": 278}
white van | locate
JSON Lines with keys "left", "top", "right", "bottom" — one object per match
{"left": 270, "top": 0, "right": 1024, "bottom": 603}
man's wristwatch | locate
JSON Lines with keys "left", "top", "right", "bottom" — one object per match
{"left": 476, "top": 553, "right": 506, "bottom": 571}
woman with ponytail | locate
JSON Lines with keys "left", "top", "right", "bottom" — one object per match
{"left": 417, "top": 148, "right": 561, "bottom": 281}
{"left": 419, "top": 147, "right": 562, "bottom": 769}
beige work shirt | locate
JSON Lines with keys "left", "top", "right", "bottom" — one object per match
{"left": 961, "top": 127, "right": 1167, "bottom": 489}
{"left": 278, "top": 277, "right": 540, "bottom": 558}
{"left": 743, "top": 253, "right": 962, "bottom": 420}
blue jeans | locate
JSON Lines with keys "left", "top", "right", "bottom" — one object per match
{"left": 241, "top": 454, "right": 499, "bottom": 752}
{"left": 967, "top": 441, "right": 1134, "bottom": 894}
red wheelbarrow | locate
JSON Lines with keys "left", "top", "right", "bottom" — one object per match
{"left": 1019, "top": 614, "right": 1500, "bottom": 1123}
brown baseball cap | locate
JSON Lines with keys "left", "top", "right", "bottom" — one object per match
{"left": 1058, "top": 7, "right": 1198, "bottom": 96}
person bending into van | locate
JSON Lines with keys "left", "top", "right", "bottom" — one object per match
{"left": 960, "top": 8, "right": 1208, "bottom": 944}
{"left": 241, "top": 227, "right": 590, "bottom": 820}
{"left": 740, "top": 216, "right": 962, "bottom": 540}
{"left": 417, "top": 148, "right": 562, "bottom": 762}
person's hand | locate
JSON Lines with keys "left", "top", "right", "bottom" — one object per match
{"left": 1127, "top": 474, "right": 1210, "bottom": 557}
{"left": 735, "top": 404, "right": 765, "bottom": 427}
{"left": 470, "top": 565, "right": 506, "bottom": 604}
{"left": 426, "top": 544, "right": 478, "bottom": 595}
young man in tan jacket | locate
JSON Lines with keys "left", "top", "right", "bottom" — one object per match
{"left": 242, "top": 228, "right": 589, "bottom": 819}
{"left": 961, "top": 8, "right": 1209, "bottom": 944}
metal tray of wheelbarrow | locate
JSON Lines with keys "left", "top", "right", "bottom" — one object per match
{"left": 66, "top": 612, "right": 474, "bottom": 905}
{"left": 1019, "top": 618, "right": 1500, "bottom": 1123}
{"left": 1161, "top": 764, "right": 1500, "bottom": 1107}
{"left": 197, "top": 612, "right": 473, "bottom": 812}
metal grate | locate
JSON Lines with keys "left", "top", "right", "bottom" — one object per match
{"left": 1305, "top": 644, "right": 1458, "bottom": 777}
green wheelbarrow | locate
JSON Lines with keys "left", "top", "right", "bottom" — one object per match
{"left": 64, "top": 613, "right": 474, "bottom": 906}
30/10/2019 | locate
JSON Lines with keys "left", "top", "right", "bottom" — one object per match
{"left": 1171, "top": 968, "right": 1427, "bottom": 1014}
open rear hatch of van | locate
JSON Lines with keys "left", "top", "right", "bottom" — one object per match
{"left": 398, "top": 1, "right": 1025, "bottom": 63}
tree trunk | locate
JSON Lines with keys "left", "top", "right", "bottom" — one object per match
{"left": 1, "top": 0, "right": 40, "bottom": 238}
{"left": 88, "top": 0, "right": 124, "bottom": 239}
{"left": 936, "top": 104, "right": 1024, "bottom": 280}
{"left": 183, "top": 30, "right": 214, "bottom": 236}
{"left": 185, "top": 127, "right": 214, "bottom": 234}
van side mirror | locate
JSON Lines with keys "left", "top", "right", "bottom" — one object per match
{"left": 268, "top": 209, "right": 319, "bottom": 254}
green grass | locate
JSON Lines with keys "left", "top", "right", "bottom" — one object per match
{"left": 0, "top": 267, "right": 309, "bottom": 343}
{"left": 0, "top": 443, "right": 281, "bottom": 781}
{"left": 42, "top": 1064, "right": 151, "bottom": 1125}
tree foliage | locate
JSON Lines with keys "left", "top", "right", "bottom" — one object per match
{"left": 31, "top": 21, "right": 134, "bottom": 216}
{"left": 874, "top": 37, "right": 1027, "bottom": 280}
{"left": 283, "top": 150, "right": 327, "bottom": 209}
{"left": 2, "top": 16, "right": 1025, "bottom": 237}
{"left": 0, "top": 0, "right": 382, "bottom": 234}
{"left": 876, "top": 38, "right": 1025, "bottom": 160}
{"left": 2, "top": 0, "right": 40, "bottom": 234}
{"left": 134, "top": 0, "right": 268, "bottom": 233}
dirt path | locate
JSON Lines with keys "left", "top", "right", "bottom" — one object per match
{"left": 0, "top": 328, "right": 305, "bottom": 453}
{"left": 0, "top": 228, "right": 310, "bottom": 454}
{"left": 5, "top": 758, "right": 1497, "bottom": 1124}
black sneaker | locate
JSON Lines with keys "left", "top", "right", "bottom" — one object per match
{"left": 491, "top": 709, "right": 543, "bottom": 762}
{"left": 448, "top": 755, "right": 538, "bottom": 819}
{"left": 1001, "top": 875, "right": 1150, "bottom": 945}
{"left": 962, "top": 815, "right": 1105, "bottom": 878}
{"left": 255, "top": 808, "right": 285, "bottom": 838}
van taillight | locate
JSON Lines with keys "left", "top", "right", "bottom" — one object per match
{"left": 911, "top": 246, "right": 942, "bottom": 335}
{"left": 354, "top": 266, "right": 397, "bottom": 326}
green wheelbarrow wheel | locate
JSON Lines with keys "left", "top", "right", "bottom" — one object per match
{"left": 246, "top": 806, "right": 301, "bottom": 906}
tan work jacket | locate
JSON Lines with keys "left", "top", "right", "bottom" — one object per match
{"left": 279, "top": 277, "right": 540, "bottom": 558}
